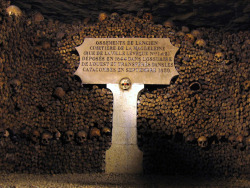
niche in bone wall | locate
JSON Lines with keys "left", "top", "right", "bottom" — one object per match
{"left": 0, "top": 0, "right": 249, "bottom": 177}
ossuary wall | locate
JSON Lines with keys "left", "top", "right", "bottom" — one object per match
{"left": 0, "top": 0, "right": 249, "bottom": 177}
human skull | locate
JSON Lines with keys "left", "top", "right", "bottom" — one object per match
{"left": 185, "top": 134, "right": 195, "bottom": 144}
{"left": 110, "top": 12, "right": 120, "bottom": 20}
{"left": 184, "top": 33, "right": 195, "bottom": 44}
{"left": 41, "top": 132, "right": 53, "bottom": 146}
{"left": 236, "top": 135, "right": 245, "bottom": 150}
{"left": 6, "top": 5, "right": 22, "bottom": 17}
{"left": 182, "top": 26, "right": 190, "bottom": 33}
{"left": 102, "top": 127, "right": 111, "bottom": 135}
{"left": 194, "top": 39, "right": 206, "bottom": 48}
{"left": 10, "top": 79, "right": 21, "bottom": 94}
{"left": 76, "top": 130, "right": 87, "bottom": 144}
{"left": 228, "top": 135, "right": 237, "bottom": 147}
{"left": 90, "top": 127, "right": 101, "bottom": 139}
{"left": 163, "top": 20, "right": 174, "bottom": 28}
{"left": 30, "top": 129, "right": 40, "bottom": 144}
{"left": 120, "top": 77, "right": 131, "bottom": 90}
{"left": 63, "top": 130, "right": 74, "bottom": 143}
{"left": 197, "top": 136, "right": 208, "bottom": 148}
{"left": 214, "top": 52, "right": 224, "bottom": 63}
{"left": 191, "top": 30, "right": 202, "bottom": 39}
{"left": 98, "top": 12, "right": 108, "bottom": 22}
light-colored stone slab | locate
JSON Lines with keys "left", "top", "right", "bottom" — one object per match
{"left": 112, "top": 127, "right": 138, "bottom": 145}
{"left": 75, "top": 38, "right": 179, "bottom": 85}
{"left": 105, "top": 84, "right": 144, "bottom": 173}
{"left": 105, "top": 144, "right": 143, "bottom": 174}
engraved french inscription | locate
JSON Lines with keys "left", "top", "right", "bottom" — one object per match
{"left": 75, "top": 38, "right": 179, "bottom": 85}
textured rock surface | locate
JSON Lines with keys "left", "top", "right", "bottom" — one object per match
{"left": 12, "top": 0, "right": 250, "bottom": 30}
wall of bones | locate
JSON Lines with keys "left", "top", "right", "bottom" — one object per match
{"left": 0, "top": 0, "right": 249, "bottom": 176}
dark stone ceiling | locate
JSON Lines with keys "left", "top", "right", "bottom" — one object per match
{"left": 11, "top": 0, "right": 250, "bottom": 31}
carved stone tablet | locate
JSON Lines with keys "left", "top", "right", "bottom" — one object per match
{"left": 75, "top": 38, "right": 178, "bottom": 85}
{"left": 74, "top": 38, "right": 179, "bottom": 174}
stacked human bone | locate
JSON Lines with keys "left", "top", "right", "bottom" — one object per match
{"left": 0, "top": 0, "right": 249, "bottom": 177}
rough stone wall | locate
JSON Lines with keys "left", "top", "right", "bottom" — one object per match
{"left": 11, "top": 0, "right": 250, "bottom": 30}
{"left": 0, "top": 0, "right": 249, "bottom": 177}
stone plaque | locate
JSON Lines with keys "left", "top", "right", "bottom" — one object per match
{"left": 75, "top": 38, "right": 179, "bottom": 85}
{"left": 75, "top": 38, "right": 179, "bottom": 174}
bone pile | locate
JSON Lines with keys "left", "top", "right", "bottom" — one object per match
{"left": 0, "top": 0, "right": 249, "bottom": 177}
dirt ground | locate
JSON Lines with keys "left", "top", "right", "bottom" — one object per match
{"left": 0, "top": 173, "right": 249, "bottom": 188}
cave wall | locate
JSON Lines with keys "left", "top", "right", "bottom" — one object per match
{"left": 11, "top": 0, "right": 250, "bottom": 31}
{"left": 0, "top": 0, "right": 249, "bottom": 177}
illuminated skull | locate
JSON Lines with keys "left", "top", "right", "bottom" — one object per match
{"left": 214, "top": 52, "right": 224, "bottom": 63}
{"left": 120, "top": 77, "right": 131, "bottom": 90}
{"left": 110, "top": 12, "right": 120, "bottom": 20}
{"left": 98, "top": 12, "right": 108, "bottom": 22}
{"left": 184, "top": 33, "right": 195, "bottom": 44}
{"left": 6, "top": 5, "right": 22, "bottom": 17}
{"left": 197, "top": 136, "right": 208, "bottom": 148}
{"left": 76, "top": 130, "right": 87, "bottom": 144}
